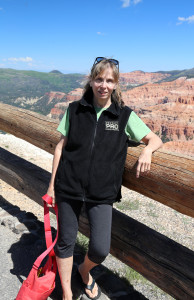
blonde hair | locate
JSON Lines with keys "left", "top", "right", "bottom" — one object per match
{"left": 83, "top": 59, "right": 125, "bottom": 108}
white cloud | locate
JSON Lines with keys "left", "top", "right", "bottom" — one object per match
{"left": 97, "top": 32, "right": 106, "bottom": 36}
{"left": 7, "top": 56, "right": 33, "bottom": 62}
{"left": 121, "top": 0, "right": 130, "bottom": 7}
{"left": 133, "top": 0, "right": 142, "bottom": 4}
{"left": 120, "top": 0, "right": 142, "bottom": 8}
{"left": 177, "top": 15, "right": 194, "bottom": 25}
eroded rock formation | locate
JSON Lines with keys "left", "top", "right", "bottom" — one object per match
{"left": 120, "top": 70, "right": 171, "bottom": 85}
{"left": 48, "top": 88, "right": 83, "bottom": 119}
{"left": 122, "top": 77, "right": 194, "bottom": 157}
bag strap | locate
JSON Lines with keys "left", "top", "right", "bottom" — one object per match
{"left": 42, "top": 194, "right": 58, "bottom": 255}
{"left": 33, "top": 194, "right": 58, "bottom": 270}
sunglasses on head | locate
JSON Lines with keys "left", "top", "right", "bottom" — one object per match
{"left": 93, "top": 57, "right": 119, "bottom": 71}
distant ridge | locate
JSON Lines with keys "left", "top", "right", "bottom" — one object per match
{"left": 0, "top": 68, "right": 85, "bottom": 103}
{"left": 156, "top": 68, "right": 194, "bottom": 82}
{"left": 0, "top": 66, "right": 193, "bottom": 115}
{"left": 49, "top": 70, "right": 63, "bottom": 74}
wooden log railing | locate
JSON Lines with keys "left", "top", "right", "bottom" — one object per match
{"left": 0, "top": 103, "right": 194, "bottom": 217}
{"left": 0, "top": 103, "right": 194, "bottom": 299}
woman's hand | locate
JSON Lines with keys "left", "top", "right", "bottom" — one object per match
{"left": 136, "top": 147, "right": 152, "bottom": 178}
{"left": 46, "top": 185, "right": 55, "bottom": 207}
{"left": 136, "top": 131, "right": 163, "bottom": 178}
{"left": 45, "top": 135, "right": 68, "bottom": 207}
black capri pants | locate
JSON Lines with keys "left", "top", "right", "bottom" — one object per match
{"left": 55, "top": 197, "right": 113, "bottom": 264}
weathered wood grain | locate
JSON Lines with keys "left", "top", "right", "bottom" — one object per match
{"left": 124, "top": 145, "right": 194, "bottom": 217}
{"left": 0, "top": 103, "right": 60, "bottom": 153}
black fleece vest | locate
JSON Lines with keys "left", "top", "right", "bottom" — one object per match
{"left": 54, "top": 97, "right": 132, "bottom": 204}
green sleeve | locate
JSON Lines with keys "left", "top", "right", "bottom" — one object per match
{"left": 57, "top": 107, "right": 69, "bottom": 136}
{"left": 125, "top": 111, "right": 151, "bottom": 142}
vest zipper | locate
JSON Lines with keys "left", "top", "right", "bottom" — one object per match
{"left": 91, "top": 121, "right": 98, "bottom": 155}
{"left": 84, "top": 119, "right": 98, "bottom": 197}
{"left": 83, "top": 116, "right": 98, "bottom": 201}
{"left": 89, "top": 120, "right": 98, "bottom": 171}
{"left": 82, "top": 188, "right": 85, "bottom": 202}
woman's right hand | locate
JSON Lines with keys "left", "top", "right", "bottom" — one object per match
{"left": 45, "top": 135, "right": 67, "bottom": 208}
{"left": 46, "top": 185, "right": 55, "bottom": 207}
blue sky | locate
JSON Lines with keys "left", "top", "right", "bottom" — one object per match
{"left": 0, "top": 0, "right": 194, "bottom": 73}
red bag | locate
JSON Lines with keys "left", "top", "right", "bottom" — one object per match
{"left": 16, "top": 194, "right": 58, "bottom": 300}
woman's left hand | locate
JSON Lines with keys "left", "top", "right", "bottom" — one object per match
{"left": 136, "top": 131, "right": 163, "bottom": 178}
{"left": 136, "top": 147, "right": 152, "bottom": 178}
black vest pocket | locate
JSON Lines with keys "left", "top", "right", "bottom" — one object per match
{"left": 86, "top": 162, "right": 117, "bottom": 200}
{"left": 55, "top": 160, "right": 83, "bottom": 196}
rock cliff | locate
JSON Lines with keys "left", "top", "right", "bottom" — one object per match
{"left": 162, "top": 140, "right": 194, "bottom": 158}
{"left": 44, "top": 91, "right": 66, "bottom": 104}
{"left": 65, "top": 88, "right": 83, "bottom": 101}
{"left": 120, "top": 70, "right": 171, "bottom": 86}
{"left": 122, "top": 77, "right": 194, "bottom": 157}
{"left": 122, "top": 77, "right": 194, "bottom": 109}
{"left": 139, "top": 102, "right": 193, "bottom": 141}
{"left": 48, "top": 88, "right": 83, "bottom": 119}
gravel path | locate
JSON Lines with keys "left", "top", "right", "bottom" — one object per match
{"left": 1, "top": 133, "right": 193, "bottom": 300}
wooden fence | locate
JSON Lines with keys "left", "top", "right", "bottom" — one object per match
{"left": 0, "top": 103, "right": 194, "bottom": 299}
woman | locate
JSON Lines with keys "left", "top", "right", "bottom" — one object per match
{"left": 47, "top": 57, "right": 163, "bottom": 300}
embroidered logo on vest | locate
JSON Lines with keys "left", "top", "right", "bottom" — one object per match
{"left": 105, "top": 121, "right": 119, "bottom": 131}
